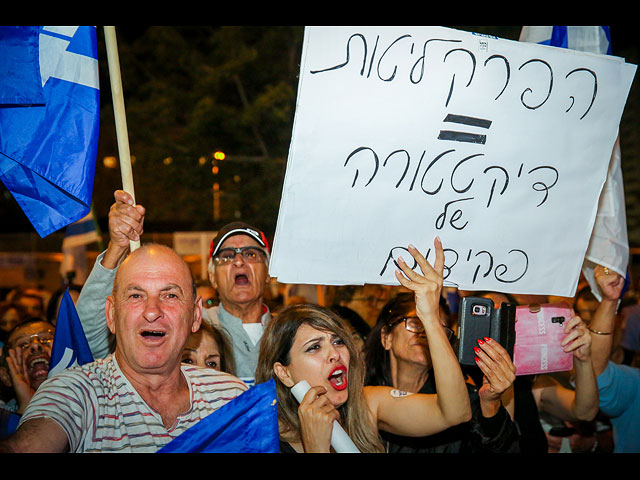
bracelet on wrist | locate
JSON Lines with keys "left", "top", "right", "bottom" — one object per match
{"left": 588, "top": 327, "right": 612, "bottom": 335}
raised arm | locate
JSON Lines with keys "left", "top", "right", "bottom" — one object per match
{"left": 534, "top": 315, "right": 599, "bottom": 422}
{"left": 101, "top": 189, "right": 145, "bottom": 269}
{"left": 589, "top": 265, "right": 625, "bottom": 376}
{"left": 75, "top": 190, "right": 146, "bottom": 358}
{"left": 366, "top": 238, "right": 471, "bottom": 437}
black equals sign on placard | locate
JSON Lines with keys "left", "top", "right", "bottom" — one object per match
{"left": 438, "top": 114, "right": 492, "bottom": 145}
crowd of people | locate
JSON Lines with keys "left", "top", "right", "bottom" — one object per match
{"left": 0, "top": 189, "right": 638, "bottom": 453}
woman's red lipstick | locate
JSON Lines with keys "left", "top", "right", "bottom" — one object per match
{"left": 328, "top": 365, "right": 348, "bottom": 391}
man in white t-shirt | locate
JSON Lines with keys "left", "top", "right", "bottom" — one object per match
{"left": 0, "top": 244, "right": 247, "bottom": 452}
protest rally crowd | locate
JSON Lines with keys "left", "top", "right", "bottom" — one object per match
{"left": 0, "top": 189, "right": 639, "bottom": 453}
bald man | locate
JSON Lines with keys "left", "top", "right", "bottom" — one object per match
{"left": 0, "top": 244, "right": 247, "bottom": 453}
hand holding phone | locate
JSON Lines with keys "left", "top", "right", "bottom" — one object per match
{"left": 513, "top": 303, "right": 574, "bottom": 375}
{"left": 456, "top": 297, "right": 516, "bottom": 366}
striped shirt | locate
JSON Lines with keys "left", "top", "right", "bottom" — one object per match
{"left": 19, "top": 355, "right": 248, "bottom": 452}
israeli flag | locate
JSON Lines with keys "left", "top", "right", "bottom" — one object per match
{"left": 520, "top": 26, "right": 628, "bottom": 301}
{"left": 0, "top": 26, "right": 100, "bottom": 238}
{"left": 48, "top": 288, "right": 94, "bottom": 377}
{"left": 519, "top": 26, "right": 611, "bottom": 55}
{"left": 158, "top": 379, "right": 280, "bottom": 453}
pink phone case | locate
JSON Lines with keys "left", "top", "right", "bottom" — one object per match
{"left": 513, "top": 303, "right": 574, "bottom": 376}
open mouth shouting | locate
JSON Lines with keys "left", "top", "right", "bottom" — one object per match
{"left": 234, "top": 273, "right": 250, "bottom": 286}
{"left": 328, "top": 365, "right": 348, "bottom": 391}
{"left": 26, "top": 354, "right": 50, "bottom": 387}
{"left": 140, "top": 329, "right": 166, "bottom": 342}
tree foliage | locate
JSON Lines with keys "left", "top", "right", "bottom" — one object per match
{"left": 94, "top": 26, "right": 304, "bottom": 236}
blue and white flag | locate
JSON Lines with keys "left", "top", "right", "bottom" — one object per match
{"left": 520, "top": 26, "right": 629, "bottom": 300}
{"left": 0, "top": 26, "right": 100, "bottom": 238}
{"left": 60, "top": 208, "right": 102, "bottom": 282}
{"left": 158, "top": 379, "right": 280, "bottom": 453}
{"left": 520, "top": 26, "right": 612, "bottom": 54}
{"left": 48, "top": 288, "right": 94, "bottom": 377}
{"left": 61, "top": 208, "right": 101, "bottom": 250}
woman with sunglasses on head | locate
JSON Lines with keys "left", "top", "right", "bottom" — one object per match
{"left": 255, "top": 238, "right": 472, "bottom": 453}
{"left": 363, "top": 289, "right": 520, "bottom": 453}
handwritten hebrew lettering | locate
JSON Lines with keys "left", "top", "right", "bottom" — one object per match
{"left": 271, "top": 26, "right": 636, "bottom": 296}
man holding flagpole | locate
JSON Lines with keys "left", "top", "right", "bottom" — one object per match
{"left": 76, "top": 189, "right": 272, "bottom": 386}
{"left": 0, "top": 244, "right": 247, "bottom": 453}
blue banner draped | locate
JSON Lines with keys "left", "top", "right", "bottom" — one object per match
{"left": 158, "top": 379, "right": 280, "bottom": 453}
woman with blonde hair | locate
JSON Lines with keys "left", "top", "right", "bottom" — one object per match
{"left": 255, "top": 239, "right": 471, "bottom": 453}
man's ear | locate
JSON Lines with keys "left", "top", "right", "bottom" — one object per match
{"left": 273, "top": 362, "right": 295, "bottom": 388}
{"left": 192, "top": 296, "right": 203, "bottom": 333}
{"left": 105, "top": 296, "right": 117, "bottom": 335}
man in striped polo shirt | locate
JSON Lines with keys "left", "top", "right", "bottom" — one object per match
{"left": 0, "top": 244, "right": 247, "bottom": 452}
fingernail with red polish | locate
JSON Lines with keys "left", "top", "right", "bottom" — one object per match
{"left": 484, "top": 337, "right": 491, "bottom": 343}
{"left": 474, "top": 346, "right": 481, "bottom": 354}
{"left": 477, "top": 338, "right": 484, "bottom": 345}
{"left": 475, "top": 356, "right": 480, "bottom": 363}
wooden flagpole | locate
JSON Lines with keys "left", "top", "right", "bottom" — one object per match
{"left": 103, "top": 26, "right": 140, "bottom": 251}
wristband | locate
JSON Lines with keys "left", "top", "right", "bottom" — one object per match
{"left": 588, "top": 327, "right": 612, "bottom": 335}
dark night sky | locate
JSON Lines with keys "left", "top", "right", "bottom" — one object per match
{"left": 1, "top": 25, "right": 638, "bottom": 238}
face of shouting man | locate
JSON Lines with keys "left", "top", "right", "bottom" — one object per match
{"left": 210, "top": 234, "right": 269, "bottom": 319}
{"left": 105, "top": 244, "right": 202, "bottom": 379}
{"left": 6, "top": 320, "right": 55, "bottom": 390}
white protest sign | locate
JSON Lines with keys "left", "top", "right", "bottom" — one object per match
{"left": 270, "top": 26, "right": 636, "bottom": 297}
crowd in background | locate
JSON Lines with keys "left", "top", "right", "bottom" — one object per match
{"left": 0, "top": 189, "right": 638, "bottom": 452}
{"left": 2, "top": 260, "right": 639, "bottom": 452}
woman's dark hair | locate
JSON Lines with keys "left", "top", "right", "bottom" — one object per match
{"left": 199, "top": 321, "right": 236, "bottom": 375}
{"left": 330, "top": 305, "right": 371, "bottom": 340}
{"left": 363, "top": 293, "right": 416, "bottom": 387}
{"left": 363, "top": 293, "right": 454, "bottom": 387}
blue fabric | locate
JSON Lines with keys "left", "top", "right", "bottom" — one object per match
{"left": 0, "top": 26, "right": 99, "bottom": 238}
{"left": 547, "top": 25, "right": 612, "bottom": 55}
{"left": 158, "top": 379, "right": 280, "bottom": 453}
{"left": 0, "top": 26, "right": 45, "bottom": 105}
{"left": 49, "top": 288, "right": 94, "bottom": 377}
{"left": 549, "top": 26, "right": 568, "bottom": 49}
{"left": 0, "top": 408, "right": 21, "bottom": 439}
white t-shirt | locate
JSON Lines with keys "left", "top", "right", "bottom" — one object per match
{"left": 242, "top": 322, "right": 264, "bottom": 347}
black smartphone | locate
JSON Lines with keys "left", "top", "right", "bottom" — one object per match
{"left": 456, "top": 296, "right": 516, "bottom": 366}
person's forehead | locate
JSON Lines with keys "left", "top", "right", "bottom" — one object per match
{"left": 185, "top": 328, "right": 219, "bottom": 351}
{"left": 9, "top": 322, "right": 53, "bottom": 343}
{"left": 120, "top": 247, "right": 192, "bottom": 288}
{"left": 293, "top": 323, "right": 334, "bottom": 345}
{"left": 220, "top": 234, "right": 260, "bottom": 249}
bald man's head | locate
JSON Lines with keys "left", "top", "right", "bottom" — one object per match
{"left": 113, "top": 244, "right": 196, "bottom": 301}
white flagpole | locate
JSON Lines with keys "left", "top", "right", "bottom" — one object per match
{"left": 104, "top": 26, "right": 140, "bottom": 252}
